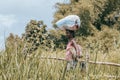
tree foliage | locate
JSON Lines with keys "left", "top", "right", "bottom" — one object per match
{"left": 6, "top": 33, "right": 24, "bottom": 53}
{"left": 22, "top": 20, "right": 51, "bottom": 52}
{"left": 93, "top": 0, "right": 120, "bottom": 30}
{"left": 53, "top": 0, "right": 120, "bottom": 35}
{"left": 21, "top": 20, "right": 67, "bottom": 54}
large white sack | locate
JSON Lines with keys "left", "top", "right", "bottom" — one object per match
{"left": 55, "top": 15, "right": 81, "bottom": 30}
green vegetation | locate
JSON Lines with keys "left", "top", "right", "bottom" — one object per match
{"left": 0, "top": 0, "right": 120, "bottom": 80}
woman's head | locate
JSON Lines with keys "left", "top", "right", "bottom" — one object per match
{"left": 66, "top": 29, "right": 75, "bottom": 39}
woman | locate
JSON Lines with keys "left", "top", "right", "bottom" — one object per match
{"left": 65, "top": 29, "right": 82, "bottom": 70}
{"left": 55, "top": 15, "right": 82, "bottom": 70}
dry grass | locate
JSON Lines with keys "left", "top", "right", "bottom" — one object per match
{"left": 0, "top": 46, "right": 120, "bottom": 80}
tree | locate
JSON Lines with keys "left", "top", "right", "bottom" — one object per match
{"left": 6, "top": 33, "right": 23, "bottom": 53}
{"left": 22, "top": 20, "right": 66, "bottom": 54}
{"left": 53, "top": 0, "right": 120, "bottom": 36}
{"left": 93, "top": 0, "right": 120, "bottom": 30}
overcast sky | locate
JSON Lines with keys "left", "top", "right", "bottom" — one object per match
{"left": 0, "top": 0, "right": 67, "bottom": 50}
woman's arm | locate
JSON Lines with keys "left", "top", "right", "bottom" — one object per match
{"left": 71, "top": 39, "right": 78, "bottom": 52}
{"left": 72, "top": 39, "right": 82, "bottom": 58}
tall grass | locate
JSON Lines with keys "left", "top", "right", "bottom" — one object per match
{"left": 0, "top": 45, "right": 120, "bottom": 80}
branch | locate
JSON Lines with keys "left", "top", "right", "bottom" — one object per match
{"left": 40, "top": 57, "right": 120, "bottom": 67}
{"left": 88, "top": 60, "right": 120, "bottom": 67}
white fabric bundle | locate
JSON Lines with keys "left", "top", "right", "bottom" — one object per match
{"left": 55, "top": 15, "right": 81, "bottom": 30}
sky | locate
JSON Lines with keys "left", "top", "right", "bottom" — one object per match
{"left": 0, "top": 0, "right": 67, "bottom": 50}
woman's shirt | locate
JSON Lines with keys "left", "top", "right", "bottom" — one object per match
{"left": 65, "top": 39, "right": 82, "bottom": 61}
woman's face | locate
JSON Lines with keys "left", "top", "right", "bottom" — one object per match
{"left": 73, "top": 25, "right": 79, "bottom": 30}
